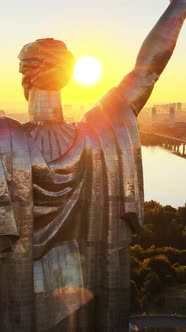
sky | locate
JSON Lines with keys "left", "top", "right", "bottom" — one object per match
{"left": 1, "top": 0, "right": 186, "bottom": 114}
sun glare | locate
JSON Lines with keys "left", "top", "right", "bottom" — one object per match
{"left": 74, "top": 56, "right": 103, "bottom": 86}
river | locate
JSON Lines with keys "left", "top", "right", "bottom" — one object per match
{"left": 133, "top": 148, "right": 185, "bottom": 332}
{"left": 142, "top": 146, "right": 186, "bottom": 208}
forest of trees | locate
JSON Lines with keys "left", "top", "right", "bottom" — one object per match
{"left": 130, "top": 201, "right": 186, "bottom": 314}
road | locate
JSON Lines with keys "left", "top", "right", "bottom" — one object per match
{"left": 130, "top": 314, "right": 186, "bottom": 329}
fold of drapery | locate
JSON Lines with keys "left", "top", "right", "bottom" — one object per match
{"left": 0, "top": 118, "right": 19, "bottom": 243}
{"left": 0, "top": 117, "right": 34, "bottom": 332}
{"left": 83, "top": 88, "right": 144, "bottom": 235}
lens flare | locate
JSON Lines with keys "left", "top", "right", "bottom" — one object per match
{"left": 74, "top": 56, "right": 103, "bottom": 86}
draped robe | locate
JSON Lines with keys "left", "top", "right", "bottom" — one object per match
{"left": 0, "top": 87, "right": 143, "bottom": 332}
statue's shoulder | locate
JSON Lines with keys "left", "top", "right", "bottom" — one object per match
{"left": 81, "top": 87, "right": 129, "bottom": 126}
{"left": 0, "top": 116, "right": 30, "bottom": 158}
{"left": 0, "top": 115, "right": 22, "bottom": 127}
{"left": 81, "top": 104, "right": 102, "bottom": 125}
{"left": 0, "top": 116, "right": 24, "bottom": 141}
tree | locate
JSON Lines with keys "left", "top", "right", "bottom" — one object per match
{"left": 144, "top": 255, "right": 175, "bottom": 282}
{"left": 143, "top": 271, "right": 162, "bottom": 295}
{"left": 130, "top": 280, "right": 140, "bottom": 313}
{"left": 175, "top": 265, "right": 186, "bottom": 283}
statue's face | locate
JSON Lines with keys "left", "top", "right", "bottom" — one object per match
{"left": 21, "top": 74, "right": 32, "bottom": 101}
{"left": 23, "top": 85, "right": 29, "bottom": 101}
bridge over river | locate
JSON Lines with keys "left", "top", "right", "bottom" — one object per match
{"left": 130, "top": 314, "right": 186, "bottom": 329}
{"left": 140, "top": 131, "right": 186, "bottom": 157}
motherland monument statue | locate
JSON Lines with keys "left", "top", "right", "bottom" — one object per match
{"left": 0, "top": 1, "right": 186, "bottom": 331}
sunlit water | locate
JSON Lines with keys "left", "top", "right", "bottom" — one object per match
{"left": 134, "top": 148, "right": 185, "bottom": 332}
{"left": 142, "top": 146, "right": 186, "bottom": 208}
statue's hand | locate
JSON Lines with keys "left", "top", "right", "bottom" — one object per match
{"left": 170, "top": 0, "right": 186, "bottom": 5}
{"left": 174, "top": 0, "right": 186, "bottom": 5}
{"left": 172, "top": 0, "right": 186, "bottom": 14}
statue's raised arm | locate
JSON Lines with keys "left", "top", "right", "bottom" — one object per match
{"left": 117, "top": 0, "right": 186, "bottom": 116}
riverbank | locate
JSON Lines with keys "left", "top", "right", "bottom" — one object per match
{"left": 130, "top": 201, "right": 186, "bottom": 316}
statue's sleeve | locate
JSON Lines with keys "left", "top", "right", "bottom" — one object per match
{"left": 0, "top": 117, "right": 33, "bottom": 254}
{"left": 0, "top": 118, "right": 19, "bottom": 252}
{"left": 115, "top": 0, "right": 186, "bottom": 116}
{"left": 0, "top": 157, "right": 19, "bottom": 252}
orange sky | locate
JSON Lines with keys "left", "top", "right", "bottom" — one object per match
{"left": 1, "top": 0, "right": 186, "bottom": 116}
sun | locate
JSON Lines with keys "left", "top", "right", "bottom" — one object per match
{"left": 74, "top": 56, "right": 103, "bottom": 86}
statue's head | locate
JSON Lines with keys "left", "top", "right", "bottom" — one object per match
{"left": 18, "top": 38, "right": 75, "bottom": 100}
